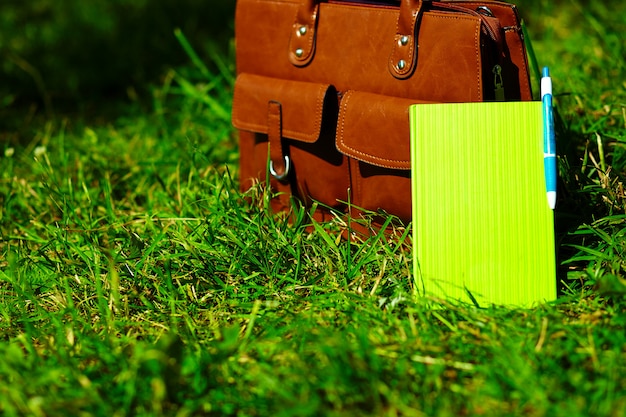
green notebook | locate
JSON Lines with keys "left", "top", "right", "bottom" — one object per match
{"left": 410, "top": 102, "right": 556, "bottom": 307}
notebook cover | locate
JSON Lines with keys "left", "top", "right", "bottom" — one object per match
{"left": 410, "top": 102, "right": 556, "bottom": 307}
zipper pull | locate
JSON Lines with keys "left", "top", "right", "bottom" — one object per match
{"left": 493, "top": 65, "right": 505, "bottom": 101}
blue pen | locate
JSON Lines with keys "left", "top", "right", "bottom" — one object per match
{"left": 541, "top": 67, "right": 557, "bottom": 209}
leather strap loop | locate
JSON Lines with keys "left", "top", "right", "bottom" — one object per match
{"left": 267, "top": 101, "right": 289, "bottom": 181}
{"left": 267, "top": 100, "right": 293, "bottom": 209}
{"left": 289, "top": 0, "right": 319, "bottom": 66}
{"left": 388, "top": 0, "right": 431, "bottom": 79}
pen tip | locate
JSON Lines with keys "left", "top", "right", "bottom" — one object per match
{"left": 542, "top": 67, "right": 550, "bottom": 78}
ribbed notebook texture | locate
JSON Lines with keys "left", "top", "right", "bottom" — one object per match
{"left": 410, "top": 102, "right": 556, "bottom": 306}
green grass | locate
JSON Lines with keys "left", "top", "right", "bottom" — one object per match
{"left": 1, "top": 1, "right": 626, "bottom": 416}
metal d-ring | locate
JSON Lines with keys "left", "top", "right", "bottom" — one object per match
{"left": 269, "top": 155, "right": 291, "bottom": 181}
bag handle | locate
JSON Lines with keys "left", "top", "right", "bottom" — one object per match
{"left": 388, "top": 0, "right": 431, "bottom": 79}
{"left": 288, "top": 0, "right": 432, "bottom": 79}
{"left": 288, "top": 0, "right": 320, "bottom": 67}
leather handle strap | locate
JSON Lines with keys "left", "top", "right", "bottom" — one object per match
{"left": 268, "top": 101, "right": 290, "bottom": 181}
{"left": 289, "top": 0, "right": 431, "bottom": 77}
{"left": 388, "top": 0, "right": 431, "bottom": 79}
{"left": 267, "top": 100, "right": 293, "bottom": 208}
{"left": 288, "top": 0, "right": 320, "bottom": 66}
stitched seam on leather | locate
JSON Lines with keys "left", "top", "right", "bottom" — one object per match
{"left": 290, "top": 25, "right": 315, "bottom": 61}
{"left": 382, "top": 14, "right": 483, "bottom": 99}
{"left": 518, "top": 42, "right": 530, "bottom": 97}
{"left": 448, "top": 2, "right": 532, "bottom": 99}
{"left": 280, "top": 82, "right": 327, "bottom": 142}
{"left": 289, "top": 4, "right": 317, "bottom": 63}
{"left": 422, "top": 14, "right": 480, "bottom": 22}
{"left": 474, "top": 21, "right": 482, "bottom": 101}
{"left": 233, "top": 75, "right": 327, "bottom": 143}
{"left": 464, "top": 1, "right": 532, "bottom": 98}
{"left": 255, "top": 1, "right": 484, "bottom": 24}
{"left": 268, "top": 101, "right": 285, "bottom": 173}
{"left": 259, "top": 0, "right": 300, "bottom": 4}
{"left": 389, "top": 38, "right": 415, "bottom": 77}
{"left": 233, "top": 118, "right": 320, "bottom": 141}
{"left": 387, "top": 1, "right": 420, "bottom": 77}
{"left": 390, "top": 11, "right": 487, "bottom": 80}
{"left": 338, "top": 92, "right": 410, "bottom": 169}
{"left": 481, "top": 3, "right": 532, "bottom": 96}
{"left": 404, "top": 2, "right": 418, "bottom": 71}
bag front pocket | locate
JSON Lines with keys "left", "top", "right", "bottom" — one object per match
{"left": 336, "top": 91, "right": 431, "bottom": 224}
{"left": 232, "top": 73, "right": 349, "bottom": 211}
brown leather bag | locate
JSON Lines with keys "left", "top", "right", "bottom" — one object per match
{"left": 232, "top": 0, "right": 533, "bottom": 225}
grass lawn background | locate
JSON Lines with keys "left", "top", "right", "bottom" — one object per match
{"left": 1, "top": 0, "right": 626, "bottom": 416}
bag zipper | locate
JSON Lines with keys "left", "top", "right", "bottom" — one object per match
{"left": 430, "top": 2, "right": 506, "bottom": 101}
{"left": 493, "top": 64, "right": 505, "bottom": 101}
{"left": 426, "top": 2, "right": 506, "bottom": 100}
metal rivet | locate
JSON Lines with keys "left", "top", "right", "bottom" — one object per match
{"left": 295, "top": 48, "right": 304, "bottom": 58}
{"left": 298, "top": 26, "right": 307, "bottom": 36}
{"left": 400, "top": 35, "right": 409, "bottom": 46}
{"left": 397, "top": 60, "right": 406, "bottom": 70}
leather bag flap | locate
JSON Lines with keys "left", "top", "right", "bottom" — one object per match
{"left": 336, "top": 91, "right": 430, "bottom": 170}
{"left": 232, "top": 73, "right": 333, "bottom": 143}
